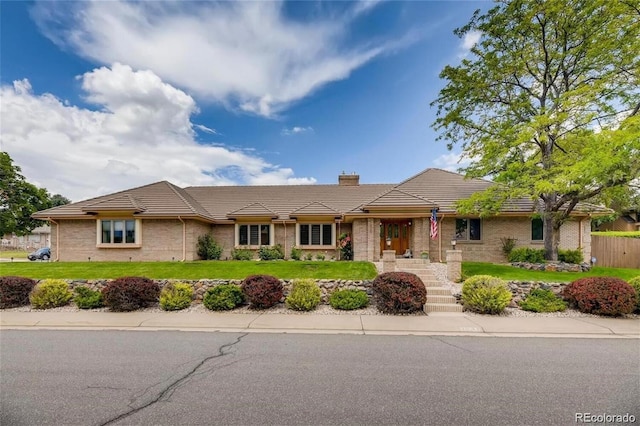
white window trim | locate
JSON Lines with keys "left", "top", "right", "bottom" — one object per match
{"left": 235, "top": 223, "right": 274, "bottom": 247}
{"left": 296, "top": 223, "right": 336, "bottom": 247}
{"left": 96, "top": 218, "right": 142, "bottom": 248}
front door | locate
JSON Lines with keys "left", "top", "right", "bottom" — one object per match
{"left": 380, "top": 220, "right": 410, "bottom": 256}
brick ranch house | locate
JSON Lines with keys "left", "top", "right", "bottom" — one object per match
{"left": 32, "top": 168, "right": 608, "bottom": 263}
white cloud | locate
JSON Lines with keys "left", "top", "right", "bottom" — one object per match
{"left": 458, "top": 30, "right": 482, "bottom": 58}
{"left": 0, "top": 64, "right": 315, "bottom": 201}
{"left": 350, "top": 0, "right": 384, "bottom": 18}
{"left": 432, "top": 152, "right": 471, "bottom": 172}
{"left": 31, "top": 0, "right": 394, "bottom": 118}
{"left": 461, "top": 30, "right": 482, "bottom": 50}
{"left": 281, "top": 126, "right": 314, "bottom": 136}
{"left": 194, "top": 124, "right": 218, "bottom": 135}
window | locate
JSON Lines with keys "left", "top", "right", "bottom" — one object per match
{"left": 455, "top": 218, "right": 481, "bottom": 241}
{"left": 531, "top": 218, "right": 544, "bottom": 241}
{"left": 238, "top": 224, "right": 271, "bottom": 246}
{"left": 299, "top": 224, "right": 333, "bottom": 246}
{"left": 99, "top": 219, "right": 138, "bottom": 245}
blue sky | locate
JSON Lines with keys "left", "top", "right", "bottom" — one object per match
{"left": 1, "top": 0, "right": 487, "bottom": 201}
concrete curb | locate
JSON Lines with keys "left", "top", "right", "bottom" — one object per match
{"left": 1, "top": 311, "right": 638, "bottom": 338}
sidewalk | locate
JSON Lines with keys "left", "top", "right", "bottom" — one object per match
{"left": 1, "top": 311, "right": 639, "bottom": 338}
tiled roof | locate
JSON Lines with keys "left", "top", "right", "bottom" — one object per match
{"left": 290, "top": 202, "right": 342, "bottom": 217}
{"left": 33, "top": 168, "right": 611, "bottom": 221}
{"left": 363, "top": 188, "right": 437, "bottom": 210}
{"left": 184, "top": 184, "right": 393, "bottom": 221}
{"left": 395, "top": 168, "right": 494, "bottom": 212}
{"left": 227, "top": 202, "right": 278, "bottom": 218}
{"left": 33, "top": 181, "right": 215, "bottom": 221}
{"left": 82, "top": 194, "right": 147, "bottom": 213}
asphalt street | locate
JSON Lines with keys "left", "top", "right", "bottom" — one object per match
{"left": 1, "top": 330, "right": 638, "bottom": 425}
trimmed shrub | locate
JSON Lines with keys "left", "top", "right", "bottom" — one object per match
{"left": 159, "top": 282, "right": 193, "bottom": 311}
{"left": 315, "top": 253, "right": 325, "bottom": 261}
{"left": 304, "top": 253, "right": 313, "bottom": 261}
{"left": 74, "top": 286, "right": 104, "bottom": 309}
{"left": 461, "top": 275, "right": 511, "bottom": 315}
{"left": 196, "top": 234, "right": 223, "bottom": 260}
{"left": 203, "top": 284, "right": 244, "bottom": 311}
{"left": 0, "top": 276, "right": 36, "bottom": 308}
{"left": 558, "top": 249, "right": 583, "bottom": 264}
{"left": 231, "top": 248, "right": 254, "bottom": 260}
{"left": 102, "top": 276, "right": 160, "bottom": 312}
{"left": 258, "top": 245, "right": 284, "bottom": 261}
{"left": 290, "top": 246, "right": 302, "bottom": 261}
{"left": 519, "top": 288, "right": 567, "bottom": 313}
{"left": 628, "top": 276, "right": 640, "bottom": 313}
{"left": 285, "top": 279, "right": 321, "bottom": 311}
{"left": 563, "top": 277, "right": 636, "bottom": 316}
{"left": 329, "top": 289, "right": 369, "bottom": 310}
{"left": 508, "top": 247, "right": 545, "bottom": 263}
{"left": 500, "top": 237, "right": 517, "bottom": 258}
{"left": 372, "top": 272, "right": 426, "bottom": 314}
{"left": 29, "top": 279, "right": 73, "bottom": 309}
{"left": 242, "top": 275, "right": 283, "bottom": 309}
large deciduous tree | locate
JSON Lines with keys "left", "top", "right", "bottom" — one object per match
{"left": 432, "top": 0, "right": 640, "bottom": 260}
{"left": 0, "top": 152, "right": 52, "bottom": 236}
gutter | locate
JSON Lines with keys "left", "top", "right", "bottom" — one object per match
{"left": 48, "top": 218, "right": 60, "bottom": 261}
{"left": 438, "top": 213, "right": 444, "bottom": 263}
{"left": 178, "top": 216, "right": 186, "bottom": 262}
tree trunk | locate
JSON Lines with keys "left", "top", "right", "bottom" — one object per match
{"left": 543, "top": 213, "right": 558, "bottom": 261}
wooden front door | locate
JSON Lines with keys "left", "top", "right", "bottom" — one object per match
{"left": 380, "top": 220, "right": 410, "bottom": 256}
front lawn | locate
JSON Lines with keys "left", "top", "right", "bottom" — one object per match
{"left": 0, "top": 260, "right": 378, "bottom": 280}
{"left": 0, "top": 250, "right": 29, "bottom": 259}
{"left": 591, "top": 231, "right": 640, "bottom": 238}
{"left": 463, "top": 262, "right": 640, "bottom": 282}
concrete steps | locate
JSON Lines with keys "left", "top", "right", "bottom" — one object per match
{"left": 424, "top": 303, "right": 464, "bottom": 313}
{"left": 393, "top": 258, "right": 463, "bottom": 314}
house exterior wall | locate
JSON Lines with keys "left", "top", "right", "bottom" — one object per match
{"left": 211, "top": 224, "right": 235, "bottom": 259}
{"left": 599, "top": 217, "right": 640, "bottom": 232}
{"left": 425, "top": 216, "right": 591, "bottom": 263}
{"left": 52, "top": 219, "right": 207, "bottom": 261}
{"left": 188, "top": 221, "right": 213, "bottom": 260}
{"left": 212, "top": 222, "right": 348, "bottom": 260}
{"left": 352, "top": 219, "right": 368, "bottom": 261}
{"left": 49, "top": 215, "right": 592, "bottom": 263}
{"left": 410, "top": 218, "right": 430, "bottom": 257}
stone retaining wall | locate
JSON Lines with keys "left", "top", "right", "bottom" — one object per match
{"left": 510, "top": 262, "right": 591, "bottom": 272}
{"left": 506, "top": 281, "right": 568, "bottom": 304}
{"left": 59, "top": 279, "right": 372, "bottom": 304}
{"left": 453, "top": 281, "right": 569, "bottom": 306}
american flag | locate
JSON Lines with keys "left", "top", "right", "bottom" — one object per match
{"left": 430, "top": 209, "right": 438, "bottom": 240}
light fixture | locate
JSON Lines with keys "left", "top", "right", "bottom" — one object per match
{"left": 451, "top": 237, "right": 457, "bottom": 250}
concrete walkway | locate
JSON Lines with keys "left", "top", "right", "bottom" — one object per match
{"left": 1, "top": 311, "right": 639, "bottom": 338}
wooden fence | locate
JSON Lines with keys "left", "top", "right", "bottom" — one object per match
{"left": 591, "top": 236, "right": 640, "bottom": 269}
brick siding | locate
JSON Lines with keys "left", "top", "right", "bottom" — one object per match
{"left": 50, "top": 215, "right": 592, "bottom": 263}
{"left": 52, "top": 219, "right": 210, "bottom": 261}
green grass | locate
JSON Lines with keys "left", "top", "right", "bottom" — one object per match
{"left": 591, "top": 231, "right": 640, "bottom": 238}
{"left": 463, "top": 262, "right": 640, "bottom": 282}
{"left": 0, "top": 250, "right": 29, "bottom": 259}
{"left": 0, "top": 260, "right": 378, "bottom": 280}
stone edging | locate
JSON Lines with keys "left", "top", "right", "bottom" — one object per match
{"left": 510, "top": 262, "right": 591, "bottom": 272}
{"left": 55, "top": 279, "right": 372, "bottom": 304}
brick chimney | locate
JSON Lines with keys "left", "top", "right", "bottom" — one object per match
{"left": 339, "top": 172, "right": 359, "bottom": 186}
